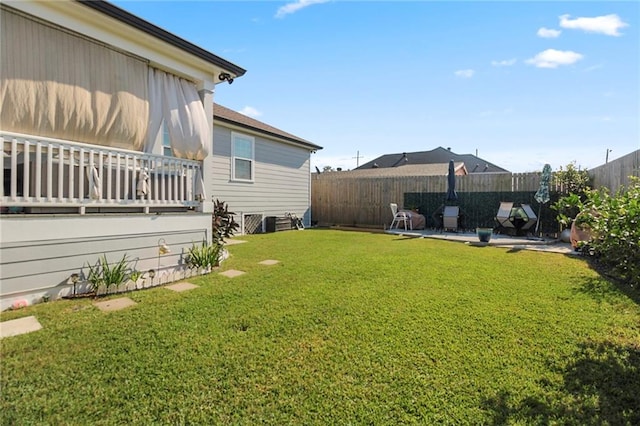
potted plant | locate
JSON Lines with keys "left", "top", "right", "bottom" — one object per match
{"left": 476, "top": 227, "right": 493, "bottom": 243}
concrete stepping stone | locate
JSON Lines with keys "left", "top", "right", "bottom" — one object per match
{"left": 1, "top": 316, "right": 43, "bottom": 339}
{"left": 219, "top": 269, "right": 245, "bottom": 278}
{"left": 93, "top": 297, "right": 137, "bottom": 312}
{"left": 225, "top": 239, "right": 247, "bottom": 246}
{"left": 165, "top": 282, "right": 199, "bottom": 292}
{"left": 258, "top": 259, "right": 280, "bottom": 265}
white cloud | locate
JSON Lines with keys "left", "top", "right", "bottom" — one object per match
{"left": 275, "top": 0, "right": 330, "bottom": 19}
{"left": 537, "top": 27, "right": 561, "bottom": 38}
{"left": 238, "top": 106, "right": 262, "bottom": 118}
{"left": 559, "top": 14, "right": 629, "bottom": 36}
{"left": 491, "top": 58, "right": 517, "bottom": 67}
{"left": 583, "top": 64, "right": 604, "bottom": 72}
{"left": 526, "top": 49, "right": 584, "bottom": 68}
{"left": 454, "top": 69, "right": 475, "bottom": 78}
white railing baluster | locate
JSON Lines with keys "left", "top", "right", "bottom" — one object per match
{"left": 106, "top": 152, "right": 112, "bottom": 202}
{"left": 23, "top": 140, "right": 30, "bottom": 200}
{"left": 35, "top": 143, "right": 42, "bottom": 200}
{"left": 160, "top": 159, "right": 166, "bottom": 202}
{"left": 46, "top": 144, "right": 53, "bottom": 201}
{"left": 115, "top": 153, "right": 121, "bottom": 202}
{"left": 10, "top": 138, "right": 18, "bottom": 200}
{"left": 98, "top": 152, "right": 104, "bottom": 201}
{"left": 57, "top": 145, "right": 64, "bottom": 201}
{"left": 173, "top": 159, "right": 179, "bottom": 202}
{"left": 79, "top": 148, "right": 85, "bottom": 201}
{"left": 153, "top": 158, "right": 159, "bottom": 202}
{"left": 68, "top": 147, "right": 75, "bottom": 200}
{"left": 124, "top": 155, "right": 129, "bottom": 200}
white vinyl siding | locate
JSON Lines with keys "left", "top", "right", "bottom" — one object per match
{"left": 212, "top": 125, "right": 313, "bottom": 228}
{"left": 231, "top": 132, "right": 254, "bottom": 182}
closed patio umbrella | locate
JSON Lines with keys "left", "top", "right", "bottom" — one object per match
{"left": 534, "top": 163, "right": 552, "bottom": 234}
{"left": 446, "top": 159, "right": 458, "bottom": 202}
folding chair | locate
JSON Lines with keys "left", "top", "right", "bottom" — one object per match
{"left": 390, "top": 203, "right": 412, "bottom": 230}
{"left": 495, "top": 202, "right": 515, "bottom": 230}
{"left": 442, "top": 206, "right": 460, "bottom": 231}
{"left": 520, "top": 204, "right": 538, "bottom": 231}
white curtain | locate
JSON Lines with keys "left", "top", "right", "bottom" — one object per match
{"left": 0, "top": 7, "right": 149, "bottom": 150}
{"left": 146, "top": 68, "right": 209, "bottom": 161}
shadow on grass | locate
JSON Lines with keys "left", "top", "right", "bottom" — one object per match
{"left": 572, "top": 264, "right": 640, "bottom": 306}
{"left": 481, "top": 340, "right": 640, "bottom": 425}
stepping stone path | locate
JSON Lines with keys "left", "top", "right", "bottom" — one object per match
{"left": 225, "top": 239, "right": 247, "bottom": 246}
{"left": 2, "top": 249, "right": 283, "bottom": 337}
{"left": 219, "top": 269, "right": 246, "bottom": 278}
{"left": 165, "top": 282, "right": 199, "bottom": 292}
{"left": 1, "top": 316, "right": 42, "bottom": 339}
{"left": 93, "top": 297, "right": 137, "bottom": 312}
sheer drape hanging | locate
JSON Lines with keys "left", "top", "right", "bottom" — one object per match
{"left": 146, "top": 68, "right": 209, "bottom": 200}
{"left": 145, "top": 68, "right": 209, "bottom": 160}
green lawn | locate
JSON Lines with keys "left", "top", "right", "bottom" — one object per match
{"left": 2, "top": 229, "right": 639, "bottom": 425}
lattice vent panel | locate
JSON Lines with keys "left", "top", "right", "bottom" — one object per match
{"left": 243, "top": 214, "right": 263, "bottom": 234}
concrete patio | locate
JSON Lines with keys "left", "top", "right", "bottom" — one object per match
{"left": 385, "top": 228, "right": 576, "bottom": 255}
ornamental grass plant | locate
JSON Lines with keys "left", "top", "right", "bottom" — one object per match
{"left": 1, "top": 230, "right": 639, "bottom": 424}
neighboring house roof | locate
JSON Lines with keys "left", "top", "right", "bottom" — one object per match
{"left": 357, "top": 147, "right": 509, "bottom": 173}
{"left": 213, "top": 104, "right": 322, "bottom": 152}
{"left": 78, "top": 0, "right": 246, "bottom": 78}
{"left": 318, "top": 163, "right": 467, "bottom": 178}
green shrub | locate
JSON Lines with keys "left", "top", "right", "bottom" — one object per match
{"left": 186, "top": 241, "right": 222, "bottom": 270}
{"left": 213, "top": 199, "right": 239, "bottom": 245}
{"left": 551, "top": 162, "right": 592, "bottom": 230}
{"left": 85, "top": 254, "right": 132, "bottom": 294}
{"left": 578, "top": 177, "right": 640, "bottom": 287}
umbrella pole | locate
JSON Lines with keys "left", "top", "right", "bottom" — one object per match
{"left": 535, "top": 204, "right": 542, "bottom": 235}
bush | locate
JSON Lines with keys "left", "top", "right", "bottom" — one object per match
{"left": 213, "top": 199, "right": 239, "bottom": 245}
{"left": 578, "top": 177, "right": 640, "bottom": 288}
{"left": 551, "top": 162, "right": 592, "bottom": 230}
{"left": 186, "top": 241, "right": 222, "bottom": 270}
{"left": 86, "top": 254, "right": 131, "bottom": 294}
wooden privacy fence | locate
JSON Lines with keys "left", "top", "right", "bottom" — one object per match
{"left": 311, "top": 172, "right": 553, "bottom": 229}
{"left": 589, "top": 149, "right": 639, "bottom": 193}
{"left": 311, "top": 150, "right": 640, "bottom": 232}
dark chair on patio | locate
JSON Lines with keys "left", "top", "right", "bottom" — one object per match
{"left": 495, "top": 202, "right": 515, "bottom": 232}
{"left": 442, "top": 206, "right": 459, "bottom": 232}
{"left": 519, "top": 204, "right": 538, "bottom": 232}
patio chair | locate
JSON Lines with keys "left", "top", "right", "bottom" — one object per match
{"left": 495, "top": 202, "right": 515, "bottom": 229}
{"left": 390, "top": 203, "right": 412, "bottom": 230}
{"left": 520, "top": 203, "right": 538, "bottom": 231}
{"left": 442, "top": 206, "right": 459, "bottom": 232}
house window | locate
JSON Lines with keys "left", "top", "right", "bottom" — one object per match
{"left": 162, "top": 121, "right": 173, "bottom": 156}
{"left": 232, "top": 133, "right": 254, "bottom": 181}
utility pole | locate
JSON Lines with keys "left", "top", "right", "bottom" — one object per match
{"left": 352, "top": 150, "right": 364, "bottom": 168}
{"left": 606, "top": 148, "right": 612, "bottom": 163}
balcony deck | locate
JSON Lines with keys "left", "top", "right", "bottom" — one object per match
{"left": 2, "top": 132, "right": 203, "bottom": 214}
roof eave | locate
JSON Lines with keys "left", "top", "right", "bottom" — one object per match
{"left": 77, "top": 0, "right": 246, "bottom": 77}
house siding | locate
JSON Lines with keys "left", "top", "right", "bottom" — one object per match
{"left": 212, "top": 126, "right": 312, "bottom": 230}
{"left": 0, "top": 214, "right": 210, "bottom": 310}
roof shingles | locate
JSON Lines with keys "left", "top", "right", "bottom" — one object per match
{"left": 213, "top": 104, "right": 321, "bottom": 151}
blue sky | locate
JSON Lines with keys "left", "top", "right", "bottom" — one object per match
{"left": 112, "top": 1, "right": 639, "bottom": 173}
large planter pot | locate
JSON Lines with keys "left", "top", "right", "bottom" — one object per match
{"left": 570, "top": 218, "right": 592, "bottom": 250}
{"left": 477, "top": 228, "right": 493, "bottom": 243}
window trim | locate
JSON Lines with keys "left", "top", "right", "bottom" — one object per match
{"left": 231, "top": 132, "right": 255, "bottom": 182}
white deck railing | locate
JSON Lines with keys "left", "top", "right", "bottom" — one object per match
{"left": 1, "top": 132, "right": 203, "bottom": 213}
